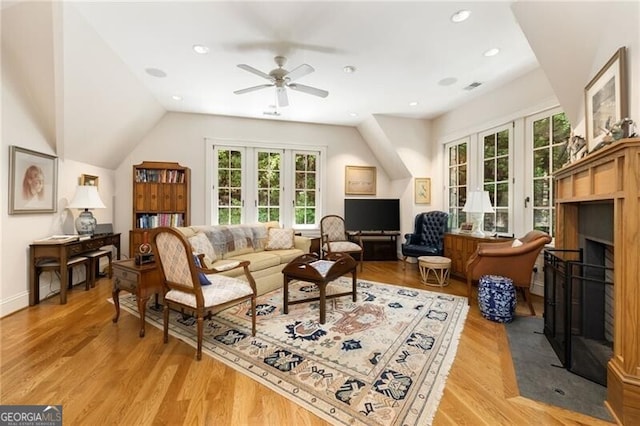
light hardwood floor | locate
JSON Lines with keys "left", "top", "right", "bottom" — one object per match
{"left": 1, "top": 261, "right": 614, "bottom": 425}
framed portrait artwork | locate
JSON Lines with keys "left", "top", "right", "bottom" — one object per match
{"left": 584, "top": 47, "right": 627, "bottom": 151}
{"left": 345, "top": 165, "right": 376, "bottom": 195}
{"left": 414, "top": 177, "right": 431, "bottom": 204}
{"left": 9, "top": 146, "right": 58, "bottom": 214}
{"left": 80, "top": 174, "right": 99, "bottom": 187}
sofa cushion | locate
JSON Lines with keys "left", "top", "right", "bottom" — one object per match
{"left": 175, "top": 226, "right": 197, "bottom": 238}
{"left": 269, "top": 248, "right": 305, "bottom": 264}
{"left": 265, "top": 228, "right": 295, "bottom": 250}
{"left": 250, "top": 224, "right": 269, "bottom": 251}
{"left": 191, "top": 225, "right": 255, "bottom": 259}
{"left": 227, "top": 251, "right": 281, "bottom": 272}
{"left": 188, "top": 232, "right": 217, "bottom": 263}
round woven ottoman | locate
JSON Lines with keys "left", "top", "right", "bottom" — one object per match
{"left": 418, "top": 256, "right": 451, "bottom": 288}
{"left": 477, "top": 275, "right": 516, "bottom": 323}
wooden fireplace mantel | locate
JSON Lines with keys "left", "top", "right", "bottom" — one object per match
{"left": 554, "top": 137, "right": 640, "bottom": 425}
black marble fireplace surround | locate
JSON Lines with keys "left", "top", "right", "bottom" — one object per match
{"left": 543, "top": 202, "right": 614, "bottom": 386}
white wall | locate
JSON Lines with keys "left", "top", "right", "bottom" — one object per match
{"left": 432, "top": 68, "right": 558, "bottom": 144}
{"left": 1, "top": 63, "right": 116, "bottom": 316}
{"left": 114, "top": 112, "right": 392, "bottom": 255}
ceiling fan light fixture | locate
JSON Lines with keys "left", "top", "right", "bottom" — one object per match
{"left": 451, "top": 10, "right": 471, "bottom": 23}
{"left": 439, "top": 77, "right": 458, "bottom": 86}
{"left": 192, "top": 44, "right": 209, "bottom": 54}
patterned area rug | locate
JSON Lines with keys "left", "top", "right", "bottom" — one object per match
{"left": 116, "top": 278, "right": 468, "bottom": 425}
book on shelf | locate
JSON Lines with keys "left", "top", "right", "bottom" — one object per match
{"left": 33, "top": 235, "right": 79, "bottom": 244}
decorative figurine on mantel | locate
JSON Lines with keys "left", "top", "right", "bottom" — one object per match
{"left": 610, "top": 117, "right": 636, "bottom": 140}
{"left": 564, "top": 133, "right": 587, "bottom": 165}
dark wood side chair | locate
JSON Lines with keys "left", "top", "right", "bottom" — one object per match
{"left": 320, "top": 214, "right": 364, "bottom": 272}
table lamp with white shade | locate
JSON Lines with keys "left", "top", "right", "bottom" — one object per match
{"left": 68, "top": 185, "right": 106, "bottom": 235}
{"left": 462, "top": 190, "right": 494, "bottom": 237}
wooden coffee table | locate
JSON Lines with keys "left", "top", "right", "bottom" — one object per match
{"left": 282, "top": 253, "right": 357, "bottom": 324}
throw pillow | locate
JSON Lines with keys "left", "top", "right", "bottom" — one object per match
{"left": 265, "top": 228, "right": 295, "bottom": 250}
{"left": 188, "top": 232, "right": 217, "bottom": 263}
{"left": 511, "top": 238, "right": 523, "bottom": 248}
{"left": 192, "top": 254, "right": 211, "bottom": 286}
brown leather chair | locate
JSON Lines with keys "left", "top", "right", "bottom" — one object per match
{"left": 466, "top": 230, "right": 552, "bottom": 316}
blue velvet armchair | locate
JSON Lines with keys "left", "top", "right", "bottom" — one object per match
{"left": 401, "top": 211, "right": 448, "bottom": 269}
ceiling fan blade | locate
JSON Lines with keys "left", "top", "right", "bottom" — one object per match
{"left": 285, "top": 64, "right": 314, "bottom": 82}
{"left": 233, "top": 84, "right": 273, "bottom": 95}
{"left": 237, "top": 64, "right": 273, "bottom": 81}
{"left": 288, "top": 83, "right": 329, "bottom": 98}
{"left": 276, "top": 86, "right": 289, "bottom": 107}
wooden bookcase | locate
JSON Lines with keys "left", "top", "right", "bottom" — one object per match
{"left": 130, "top": 161, "right": 190, "bottom": 257}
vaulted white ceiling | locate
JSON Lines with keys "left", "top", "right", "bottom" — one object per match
{"left": 70, "top": 1, "right": 539, "bottom": 126}
{"left": 3, "top": 1, "right": 634, "bottom": 170}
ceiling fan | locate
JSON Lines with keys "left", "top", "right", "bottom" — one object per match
{"left": 233, "top": 56, "right": 329, "bottom": 107}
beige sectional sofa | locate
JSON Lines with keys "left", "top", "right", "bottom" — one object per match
{"left": 176, "top": 223, "right": 311, "bottom": 296}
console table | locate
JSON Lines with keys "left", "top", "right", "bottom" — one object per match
{"left": 349, "top": 231, "right": 399, "bottom": 261}
{"left": 29, "top": 233, "right": 121, "bottom": 305}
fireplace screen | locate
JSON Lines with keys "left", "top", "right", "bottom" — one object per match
{"left": 544, "top": 248, "right": 613, "bottom": 386}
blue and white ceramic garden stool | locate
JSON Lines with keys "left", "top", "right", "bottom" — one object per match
{"left": 477, "top": 275, "right": 516, "bottom": 323}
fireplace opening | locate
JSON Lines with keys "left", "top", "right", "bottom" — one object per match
{"left": 544, "top": 201, "right": 614, "bottom": 386}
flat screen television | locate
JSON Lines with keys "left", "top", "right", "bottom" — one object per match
{"left": 344, "top": 198, "right": 400, "bottom": 232}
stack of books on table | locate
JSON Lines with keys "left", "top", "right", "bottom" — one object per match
{"left": 32, "top": 235, "right": 79, "bottom": 244}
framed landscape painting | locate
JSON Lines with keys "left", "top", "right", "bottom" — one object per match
{"left": 585, "top": 47, "right": 627, "bottom": 151}
{"left": 9, "top": 146, "right": 58, "bottom": 214}
{"left": 345, "top": 166, "right": 376, "bottom": 195}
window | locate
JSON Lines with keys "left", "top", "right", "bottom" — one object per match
{"left": 481, "top": 126, "right": 513, "bottom": 234}
{"left": 216, "top": 148, "right": 244, "bottom": 224}
{"left": 294, "top": 152, "right": 317, "bottom": 226}
{"left": 528, "top": 110, "right": 570, "bottom": 236}
{"left": 445, "top": 139, "right": 468, "bottom": 230}
{"left": 209, "top": 141, "right": 323, "bottom": 228}
{"left": 256, "top": 150, "right": 282, "bottom": 223}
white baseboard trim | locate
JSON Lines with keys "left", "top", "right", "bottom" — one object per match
{"left": 0, "top": 291, "right": 29, "bottom": 318}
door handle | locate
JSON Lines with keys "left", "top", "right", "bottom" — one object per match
{"left": 524, "top": 196, "right": 530, "bottom": 208}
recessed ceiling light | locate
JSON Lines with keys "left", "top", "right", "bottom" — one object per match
{"left": 145, "top": 68, "right": 167, "bottom": 78}
{"left": 484, "top": 48, "right": 500, "bottom": 57}
{"left": 438, "top": 77, "right": 458, "bottom": 86}
{"left": 349, "top": 112, "right": 358, "bottom": 117}
{"left": 343, "top": 65, "right": 356, "bottom": 73}
{"left": 409, "top": 101, "right": 419, "bottom": 106}
{"left": 451, "top": 10, "right": 471, "bottom": 23}
{"left": 192, "top": 44, "right": 209, "bottom": 54}
{"left": 172, "top": 95, "right": 183, "bottom": 101}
